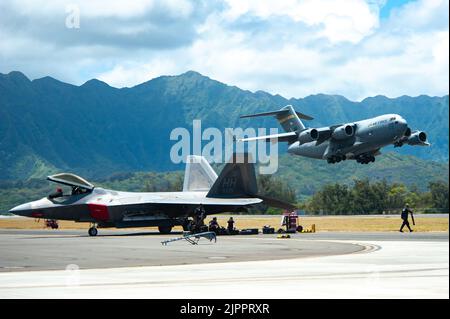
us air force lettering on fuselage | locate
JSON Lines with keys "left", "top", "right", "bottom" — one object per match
{"left": 10, "top": 153, "right": 294, "bottom": 236}
{"left": 239, "top": 105, "right": 429, "bottom": 164}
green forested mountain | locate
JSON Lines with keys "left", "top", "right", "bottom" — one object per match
{"left": 0, "top": 70, "right": 448, "bottom": 180}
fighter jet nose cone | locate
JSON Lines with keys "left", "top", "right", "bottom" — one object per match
{"left": 9, "top": 203, "right": 32, "bottom": 216}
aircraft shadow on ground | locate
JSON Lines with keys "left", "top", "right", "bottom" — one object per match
{"left": 98, "top": 231, "right": 185, "bottom": 237}
{"left": 18, "top": 231, "right": 184, "bottom": 239}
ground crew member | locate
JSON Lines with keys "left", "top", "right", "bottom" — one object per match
{"left": 208, "top": 217, "right": 220, "bottom": 232}
{"left": 227, "top": 217, "right": 235, "bottom": 233}
{"left": 400, "top": 203, "right": 415, "bottom": 232}
{"left": 193, "top": 204, "right": 206, "bottom": 232}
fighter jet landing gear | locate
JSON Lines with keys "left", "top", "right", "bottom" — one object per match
{"left": 327, "top": 155, "right": 346, "bottom": 164}
{"left": 188, "top": 205, "right": 208, "bottom": 234}
{"left": 158, "top": 225, "right": 173, "bottom": 234}
{"left": 88, "top": 224, "right": 98, "bottom": 237}
{"left": 356, "top": 155, "right": 375, "bottom": 164}
{"left": 181, "top": 218, "right": 194, "bottom": 232}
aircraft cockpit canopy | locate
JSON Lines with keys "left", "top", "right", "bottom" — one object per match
{"left": 47, "top": 173, "right": 94, "bottom": 198}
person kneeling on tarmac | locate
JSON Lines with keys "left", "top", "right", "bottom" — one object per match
{"left": 208, "top": 217, "right": 220, "bottom": 233}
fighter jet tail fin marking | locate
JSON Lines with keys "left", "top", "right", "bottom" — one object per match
{"left": 183, "top": 155, "right": 218, "bottom": 192}
{"left": 206, "top": 153, "right": 257, "bottom": 198}
{"left": 206, "top": 153, "right": 297, "bottom": 210}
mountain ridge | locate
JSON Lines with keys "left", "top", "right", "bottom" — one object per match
{"left": 3, "top": 70, "right": 447, "bottom": 101}
{"left": 0, "top": 70, "right": 448, "bottom": 180}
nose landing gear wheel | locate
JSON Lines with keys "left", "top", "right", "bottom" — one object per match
{"left": 182, "top": 219, "right": 193, "bottom": 232}
{"left": 158, "top": 225, "right": 173, "bottom": 234}
{"left": 88, "top": 227, "right": 98, "bottom": 237}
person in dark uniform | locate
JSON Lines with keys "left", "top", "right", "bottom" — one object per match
{"left": 227, "top": 217, "right": 235, "bottom": 234}
{"left": 400, "top": 203, "right": 415, "bottom": 232}
{"left": 208, "top": 217, "right": 220, "bottom": 233}
{"left": 192, "top": 204, "right": 206, "bottom": 232}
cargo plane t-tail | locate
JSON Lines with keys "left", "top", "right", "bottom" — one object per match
{"left": 239, "top": 105, "right": 429, "bottom": 164}
{"left": 10, "top": 153, "right": 295, "bottom": 236}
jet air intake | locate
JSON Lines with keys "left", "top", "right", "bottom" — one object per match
{"left": 332, "top": 124, "right": 355, "bottom": 140}
{"left": 407, "top": 131, "right": 428, "bottom": 146}
{"left": 298, "top": 128, "right": 319, "bottom": 144}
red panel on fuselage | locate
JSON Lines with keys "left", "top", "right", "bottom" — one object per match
{"left": 88, "top": 203, "right": 109, "bottom": 221}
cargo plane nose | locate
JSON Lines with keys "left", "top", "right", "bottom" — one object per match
{"left": 396, "top": 116, "right": 409, "bottom": 135}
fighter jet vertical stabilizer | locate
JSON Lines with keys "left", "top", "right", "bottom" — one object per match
{"left": 183, "top": 155, "right": 218, "bottom": 192}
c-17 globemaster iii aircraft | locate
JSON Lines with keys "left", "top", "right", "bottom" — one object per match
{"left": 239, "top": 105, "right": 429, "bottom": 164}
{"left": 10, "top": 153, "right": 293, "bottom": 236}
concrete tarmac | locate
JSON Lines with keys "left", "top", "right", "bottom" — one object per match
{"left": 0, "top": 229, "right": 365, "bottom": 271}
{"left": 0, "top": 229, "right": 448, "bottom": 298}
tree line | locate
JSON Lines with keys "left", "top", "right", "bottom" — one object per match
{"left": 300, "top": 179, "right": 449, "bottom": 215}
{"left": 1, "top": 171, "right": 447, "bottom": 216}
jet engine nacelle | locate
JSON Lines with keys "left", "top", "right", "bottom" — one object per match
{"left": 404, "top": 127, "right": 412, "bottom": 137}
{"left": 332, "top": 124, "right": 355, "bottom": 140}
{"left": 407, "top": 131, "right": 428, "bottom": 146}
{"left": 298, "top": 129, "right": 319, "bottom": 144}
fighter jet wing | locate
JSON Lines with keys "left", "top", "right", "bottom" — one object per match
{"left": 237, "top": 131, "right": 298, "bottom": 143}
{"left": 110, "top": 193, "right": 263, "bottom": 207}
{"left": 181, "top": 197, "right": 263, "bottom": 206}
{"left": 256, "top": 194, "right": 297, "bottom": 210}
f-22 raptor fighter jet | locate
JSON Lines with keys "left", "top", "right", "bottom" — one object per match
{"left": 10, "top": 153, "right": 293, "bottom": 236}
{"left": 240, "top": 105, "right": 429, "bottom": 164}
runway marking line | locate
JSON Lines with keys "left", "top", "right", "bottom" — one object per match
{"left": 1, "top": 266, "right": 447, "bottom": 291}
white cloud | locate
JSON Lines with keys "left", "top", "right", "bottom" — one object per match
{"left": 98, "top": 58, "right": 181, "bottom": 87}
{"left": 222, "top": 0, "right": 380, "bottom": 43}
{"left": 8, "top": 0, "right": 155, "bottom": 18}
{"left": 0, "top": 0, "right": 448, "bottom": 100}
{"left": 432, "top": 31, "right": 449, "bottom": 65}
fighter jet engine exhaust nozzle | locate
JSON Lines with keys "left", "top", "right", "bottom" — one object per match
{"left": 407, "top": 131, "right": 428, "bottom": 146}
{"left": 298, "top": 128, "right": 319, "bottom": 144}
{"left": 332, "top": 124, "right": 355, "bottom": 140}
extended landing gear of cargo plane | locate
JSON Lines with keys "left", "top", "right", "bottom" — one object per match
{"left": 356, "top": 155, "right": 375, "bottom": 164}
{"left": 327, "top": 155, "right": 346, "bottom": 164}
{"left": 88, "top": 224, "right": 98, "bottom": 236}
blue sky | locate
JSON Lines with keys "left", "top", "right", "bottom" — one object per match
{"left": 380, "top": 0, "right": 412, "bottom": 18}
{"left": 0, "top": 0, "right": 448, "bottom": 101}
